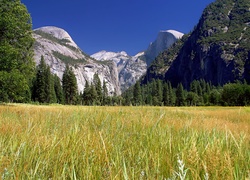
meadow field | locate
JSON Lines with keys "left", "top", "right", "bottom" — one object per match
{"left": 0, "top": 104, "right": 249, "bottom": 179}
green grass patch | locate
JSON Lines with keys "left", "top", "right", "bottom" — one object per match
{"left": 0, "top": 105, "right": 249, "bottom": 179}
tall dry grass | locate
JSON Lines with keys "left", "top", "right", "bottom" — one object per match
{"left": 0, "top": 104, "right": 249, "bottom": 179}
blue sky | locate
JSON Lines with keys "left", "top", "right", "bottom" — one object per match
{"left": 21, "top": 0, "right": 214, "bottom": 56}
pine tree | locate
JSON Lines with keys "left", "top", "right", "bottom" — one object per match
{"left": 102, "top": 80, "right": 108, "bottom": 105}
{"left": 168, "top": 82, "right": 176, "bottom": 106}
{"left": 93, "top": 73, "right": 102, "bottom": 105}
{"left": 32, "top": 56, "right": 47, "bottom": 103}
{"left": 54, "top": 74, "right": 64, "bottom": 104}
{"left": 0, "top": 0, "right": 35, "bottom": 102}
{"left": 163, "top": 82, "right": 170, "bottom": 106}
{"left": 133, "top": 81, "right": 142, "bottom": 106}
{"left": 176, "top": 83, "right": 185, "bottom": 106}
{"left": 32, "top": 56, "right": 57, "bottom": 103}
{"left": 156, "top": 79, "right": 163, "bottom": 105}
{"left": 122, "top": 87, "right": 133, "bottom": 106}
{"left": 82, "top": 80, "right": 91, "bottom": 105}
{"left": 45, "top": 66, "right": 56, "bottom": 103}
{"left": 62, "top": 65, "right": 78, "bottom": 104}
{"left": 90, "top": 83, "right": 98, "bottom": 105}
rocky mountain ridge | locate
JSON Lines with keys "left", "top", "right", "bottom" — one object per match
{"left": 33, "top": 26, "right": 120, "bottom": 95}
{"left": 91, "top": 30, "right": 183, "bottom": 91}
{"left": 142, "top": 0, "right": 250, "bottom": 88}
{"left": 33, "top": 26, "right": 183, "bottom": 93}
{"left": 143, "top": 30, "right": 184, "bottom": 66}
{"left": 91, "top": 51, "right": 147, "bottom": 92}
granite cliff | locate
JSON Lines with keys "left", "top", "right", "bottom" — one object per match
{"left": 92, "top": 30, "right": 183, "bottom": 92}
{"left": 33, "top": 26, "right": 121, "bottom": 95}
{"left": 143, "top": 0, "right": 250, "bottom": 88}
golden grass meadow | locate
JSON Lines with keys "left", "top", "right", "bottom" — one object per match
{"left": 0, "top": 104, "right": 249, "bottom": 179}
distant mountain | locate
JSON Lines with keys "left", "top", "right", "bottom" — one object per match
{"left": 142, "top": 0, "right": 250, "bottom": 88}
{"left": 143, "top": 30, "right": 184, "bottom": 66}
{"left": 92, "top": 30, "right": 183, "bottom": 91}
{"left": 33, "top": 26, "right": 120, "bottom": 95}
{"left": 33, "top": 26, "right": 183, "bottom": 94}
{"left": 91, "top": 51, "right": 147, "bottom": 92}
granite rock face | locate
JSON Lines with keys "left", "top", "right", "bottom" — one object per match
{"left": 142, "top": 0, "right": 250, "bottom": 88}
{"left": 33, "top": 26, "right": 120, "bottom": 95}
{"left": 143, "top": 30, "right": 184, "bottom": 66}
{"left": 91, "top": 30, "right": 183, "bottom": 92}
{"left": 91, "top": 51, "right": 147, "bottom": 92}
{"left": 33, "top": 26, "right": 184, "bottom": 94}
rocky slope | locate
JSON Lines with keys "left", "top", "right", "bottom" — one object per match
{"left": 143, "top": 30, "right": 184, "bottom": 66}
{"left": 33, "top": 26, "right": 183, "bottom": 94}
{"left": 92, "top": 30, "right": 183, "bottom": 91}
{"left": 33, "top": 26, "right": 120, "bottom": 95}
{"left": 143, "top": 0, "right": 250, "bottom": 88}
{"left": 91, "top": 51, "right": 147, "bottom": 92}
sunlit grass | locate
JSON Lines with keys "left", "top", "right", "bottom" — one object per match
{"left": 0, "top": 104, "right": 249, "bottom": 179}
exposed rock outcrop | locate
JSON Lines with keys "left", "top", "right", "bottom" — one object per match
{"left": 143, "top": 30, "right": 184, "bottom": 66}
{"left": 91, "top": 51, "right": 147, "bottom": 92}
{"left": 92, "top": 30, "right": 183, "bottom": 92}
{"left": 142, "top": 0, "right": 250, "bottom": 88}
{"left": 33, "top": 26, "right": 120, "bottom": 95}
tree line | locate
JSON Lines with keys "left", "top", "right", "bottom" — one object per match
{"left": 122, "top": 79, "right": 250, "bottom": 106}
{"left": 29, "top": 57, "right": 250, "bottom": 107}
{"left": 30, "top": 56, "right": 123, "bottom": 106}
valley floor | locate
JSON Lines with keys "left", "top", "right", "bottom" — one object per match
{"left": 0, "top": 104, "right": 249, "bottom": 179}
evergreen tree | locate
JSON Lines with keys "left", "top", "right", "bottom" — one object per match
{"left": 163, "top": 82, "right": 170, "bottom": 106}
{"left": 82, "top": 80, "right": 91, "bottom": 105}
{"left": 151, "top": 79, "right": 159, "bottom": 106}
{"left": 0, "top": 0, "right": 35, "bottom": 102}
{"left": 190, "top": 80, "right": 198, "bottom": 94}
{"left": 156, "top": 79, "right": 163, "bottom": 105}
{"left": 144, "top": 84, "right": 152, "bottom": 106}
{"left": 32, "top": 56, "right": 47, "bottom": 103}
{"left": 54, "top": 74, "right": 64, "bottom": 104}
{"left": 93, "top": 73, "right": 102, "bottom": 105}
{"left": 62, "top": 65, "right": 78, "bottom": 104}
{"left": 122, "top": 87, "right": 133, "bottom": 106}
{"left": 102, "top": 80, "right": 108, "bottom": 105}
{"left": 32, "top": 56, "right": 57, "bottom": 103}
{"left": 45, "top": 66, "right": 56, "bottom": 103}
{"left": 209, "top": 89, "right": 221, "bottom": 105}
{"left": 176, "top": 83, "right": 185, "bottom": 106}
{"left": 90, "top": 83, "right": 98, "bottom": 105}
{"left": 133, "top": 81, "right": 142, "bottom": 106}
{"left": 168, "top": 82, "right": 176, "bottom": 106}
{"left": 186, "top": 92, "right": 199, "bottom": 106}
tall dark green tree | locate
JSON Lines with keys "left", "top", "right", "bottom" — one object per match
{"left": 176, "top": 83, "right": 185, "bottom": 106}
{"left": 133, "top": 81, "right": 142, "bottom": 106}
{"left": 102, "top": 80, "right": 108, "bottom": 105}
{"left": 167, "top": 81, "right": 175, "bottom": 106}
{"left": 89, "top": 83, "right": 98, "bottom": 105}
{"left": 62, "top": 65, "right": 78, "bottom": 105}
{"left": 0, "top": 0, "right": 35, "bottom": 102}
{"left": 156, "top": 79, "right": 163, "bottom": 105}
{"left": 93, "top": 73, "right": 102, "bottom": 105}
{"left": 53, "top": 74, "right": 64, "bottom": 104}
{"left": 45, "top": 65, "right": 56, "bottom": 103}
{"left": 32, "top": 56, "right": 47, "bottom": 103}
{"left": 32, "top": 56, "right": 57, "bottom": 103}
{"left": 82, "top": 80, "right": 91, "bottom": 105}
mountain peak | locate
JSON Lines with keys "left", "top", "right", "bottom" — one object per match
{"left": 143, "top": 29, "right": 184, "bottom": 65}
{"left": 34, "top": 26, "right": 78, "bottom": 48}
{"left": 91, "top": 51, "right": 129, "bottom": 61}
{"left": 160, "top": 30, "right": 184, "bottom": 39}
